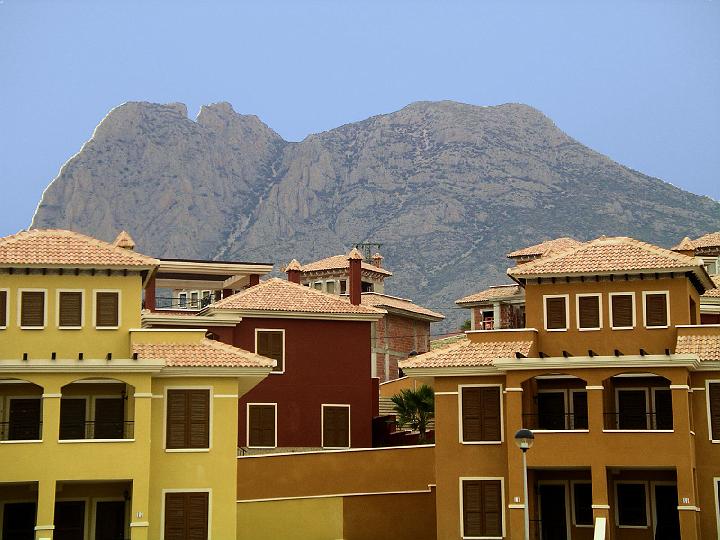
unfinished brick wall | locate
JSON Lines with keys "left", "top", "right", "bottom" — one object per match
{"left": 373, "top": 314, "right": 431, "bottom": 382}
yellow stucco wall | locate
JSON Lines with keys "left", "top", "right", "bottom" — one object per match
{"left": 237, "top": 498, "right": 344, "bottom": 540}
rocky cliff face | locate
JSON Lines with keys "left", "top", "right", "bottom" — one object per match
{"left": 32, "top": 100, "right": 720, "bottom": 331}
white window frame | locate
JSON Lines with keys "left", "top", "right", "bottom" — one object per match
{"left": 178, "top": 292, "right": 188, "bottom": 309}
{"left": 614, "top": 481, "right": 650, "bottom": 528}
{"left": 4, "top": 395, "right": 43, "bottom": 442}
{"left": 609, "top": 292, "right": 636, "bottom": 330}
{"left": 570, "top": 480, "right": 593, "bottom": 528}
{"left": 642, "top": 290, "right": 670, "bottom": 329}
{"left": 537, "top": 480, "right": 571, "bottom": 540}
{"left": 706, "top": 380, "right": 720, "bottom": 443}
{"left": 163, "top": 386, "right": 213, "bottom": 452}
{"left": 459, "top": 476, "right": 505, "bottom": 540}
{"left": 255, "top": 328, "right": 285, "bottom": 375}
{"left": 190, "top": 290, "right": 200, "bottom": 309}
{"left": 321, "top": 403, "right": 351, "bottom": 449}
{"left": 0, "top": 288, "right": 8, "bottom": 329}
{"left": 246, "top": 402, "right": 277, "bottom": 449}
{"left": 17, "top": 288, "right": 47, "bottom": 330}
{"left": 714, "top": 477, "right": 720, "bottom": 537}
{"left": 543, "top": 294, "right": 569, "bottom": 332}
{"left": 325, "top": 280, "right": 337, "bottom": 295}
{"left": 701, "top": 257, "right": 718, "bottom": 275}
{"left": 339, "top": 279, "right": 348, "bottom": 295}
{"left": 56, "top": 289, "right": 85, "bottom": 330}
{"left": 160, "top": 488, "right": 212, "bottom": 540}
{"left": 458, "top": 384, "right": 504, "bottom": 444}
{"left": 92, "top": 289, "right": 121, "bottom": 330}
{"left": 614, "top": 387, "right": 650, "bottom": 430}
{"left": 575, "top": 293, "right": 602, "bottom": 331}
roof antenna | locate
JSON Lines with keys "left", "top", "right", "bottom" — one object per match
{"left": 353, "top": 242, "right": 384, "bottom": 261}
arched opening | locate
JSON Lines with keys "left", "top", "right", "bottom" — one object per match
{"left": 521, "top": 374, "right": 588, "bottom": 430}
{"left": 602, "top": 373, "right": 672, "bottom": 430}
{"left": 59, "top": 378, "right": 135, "bottom": 440}
{"left": 0, "top": 378, "right": 43, "bottom": 441}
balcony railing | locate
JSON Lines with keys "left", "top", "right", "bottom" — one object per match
{"left": 522, "top": 413, "right": 588, "bottom": 431}
{"left": 154, "top": 296, "right": 214, "bottom": 310}
{"left": 0, "top": 421, "right": 42, "bottom": 441}
{"left": 59, "top": 421, "right": 134, "bottom": 440}
{"left": 603, "top": 412, "right": 673, "bottom": 431}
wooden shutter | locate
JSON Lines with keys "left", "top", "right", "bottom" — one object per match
{"left": 164, "top": 492, "right": 209, "bottom": 540}
{"left": 645, "top": 293, "right": 668, "bottom": 327}
{"left": 481, "top": 387, "right": 501, "bottom": 441}
{"left": 8, "top": 398, "right": 41, "bottom": 440}
{"left": 463, "top": 480, "right": 503, "bottom": 537}
{"left": 249, "top": 405, "right": 276, "bottom": 447}
{"left": 166, "top": 390, "right": 189, "bottom": 449}
{"left": 96, "top": 292, "right": 119, "bottom": 327}
{"left": 709, "top": 383, "right": 720, "bottom": 440}
{"left": 323, "top": 406, "right": 350, "bottom": 447}
{"left": 59, "top": 291, "right": 82, "bottom": 327}
{"left": 257, "top": 330, "right": 284, "bottom": 372}
{"left": 94, "top": 398, "right": 125, "bottom": 439}
{"left": 611, "top": 294, "right": 634, "bottom": 328}
{"left": 462, "top": 387, "right": 501, "bottom": 442}
{"left": 0, "top": 290, "right": 6, "bottom": 327}
{"left": 578, "top": 295, "right": 600, "bottom": 329}
{"left": 545, "top": 297, "right": 566, "bottom": 329}
{"left": 60, "top": 398, "right": 87, "bottom": 439}
{"left": 618, "top": 390, "right": 648, "bottom": 429}
{"left": 20, "top": 291, "right": 44, "bottom": 327}
{"left": 188, "top": 390, "right": 210, "bottom": 449}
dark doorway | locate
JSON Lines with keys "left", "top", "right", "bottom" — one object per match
{"left": 539, "top": 484, "right": 568, "bottom": 540}
{"left": 54, "top": 500, "right": 85, "bottom": 540}
{"left": 94, "top": 398, "right": 125, "bottom": 439}
{"left": 653, "top": 484, "right": 680, "bottom": 540}
{"left": 8, "top": 398, "right": 41, "bottom": 440}
{"left": 617, "top": 390, "right": 648, "bottom": 429}
{"left": 2, "top": 502, "right": 36, "bottom": 540}
{"left": 95, "top": 501, "right": 126, "bottom": 540}
{"left": 538, "top": 392, "right": 566, "bottom": 429}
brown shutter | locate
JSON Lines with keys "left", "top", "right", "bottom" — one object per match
{"left": 187, "top": 492, "right": 209, "bottom": 539}
{"left": 0, "top": 290, "right": 6, "bottom": 327}
{"left": 481, "top": 387, "right": 501, "bottom": 441}
{"left": 323, "top": 406, "right": 350, "bottom": 447}
{"left": 709, "top": 383, "right": 720, "bottom": 440}
{"left": 96, "top": 292, "right": 119, "bottom": 327}
{"left": 94, "top": 398, "right": 125, "bottom": 439}
{"left": 164, "top": 492, "right": 208, "bottom": 540}
{"left": 8, "top": 398, "right": 41, "bottom": 440}
{"left": 463, "top": 480, "right": 503, "bottom": 537}
{"left": 611, "top": 294, "right": 634, "bottom": 328}
{"left": 618, "top": 390, "right": 648, "bottom": 429}
{"left": 166, "top": 390, "right": 189, "bottom": 449}
{"left": 249, "top": 405, "right": 276, "bottom": 447}
{"left": 462, "top": 387, "right": 501, "bottom": 442}
{"left": 578, "top": 295, "right": 600, "bottom": 329}
{"left": 645, "top": 293, "right": 668, "bottom": 327}
{"left": 188, "top": 390, "right": 210, "bottom": 449}
{"left": 21, "top": 291, "right": 44, "bottom": 327}
{"left": 257, "top": 331, "right": 284, "bottom": 372}
{"left": 545, "top": 297, "right": 566, "bottom": 329}
{"left": 59, "top": 291, "right": 82, "bottom": 327}
{"left": 60, "top": 398, "right": 87, "bottom": 439}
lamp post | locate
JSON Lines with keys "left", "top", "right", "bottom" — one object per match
{"left": 514, "top": 428, "right": 534, "bottom": 540}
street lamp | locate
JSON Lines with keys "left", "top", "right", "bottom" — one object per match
{"left": 514, "top": 428, "right": 534, "bottom": 540}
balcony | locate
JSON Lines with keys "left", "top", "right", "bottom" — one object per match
{"left": 0, "top": 379, "right": 43, "bottom": 442}
{"left": 521, "top": 375, "right": 588, "bottom": 432}
{"left": 602, "top": 374, "right": 673, "bottom": 431}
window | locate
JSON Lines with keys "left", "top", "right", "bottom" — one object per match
{"left": 164, "top": 492, "right": 209, "bottom": 540}
{"left": 652, "top": 388, "right": 673, "bottom": 430}
{"left": 256, "top": 329, "right": 284, "bottom": 373}
{"left": 709, "top": 382, "right": 720, "bottom": 441}
{"left": 58, "top": 291, "right": 83, "bottom": 328}
{"left": 7, "top": 398, "right": 41, "bottom": 440}
{"left": 313, "top": 282, "right": 323, "bottom": 291}
{"left": 166, "top": 389, "right": 210, "bottom": 450}
{"left": 178, "top": 292, "right": 187, "bottom": 309}
{"left": 361, "top": 281, "right": 374, "bottom": 293}
{"left": 190, "top": 291, "right": 199, "bottom": 309}
{"left": 461, "top": 386, "right": 502, "bottom": 443}
{"left": 322, "top": 405, "right": 350, "bottom": 448}
{"left": 616, "top": 483, "right": 648, "bottom": 527}
{"left": 20, "top": 290, "right": 45, "bottom": 328}
{"left": 60, "top": 398, "right": 87, "bottom": 439}
{"left": 703, "top": 259, "right": 717, "bottom": 275}
{"left": 571, "top": 390, "right": 589, "bottom": 429}
{"left": 544, "top": 295, "right": 568, "bottom": 331}
{"left": 572, "top": 482, "right": 593, "bottom": 526}
{"left": 94, "top": 398, "right": 125, "bottom": 439}
{"left": 247, "top": 404, "right": 276, "bottom": 448}
{"left": 340, "top": 280, "right": 348, "bottom": 295}
{"left": 537, "top": 391, "right": 566, "bottom": 430}
{"left": 461, "top": 479, "right": 503, "bottom": 538}
{"left": 95, "top": 291, "right": 119, "bottom": 328}
{"left": 643, "top": 291, "right": 669, "bottom": 328}
{"left": 610, "top": 293, "right": 635, "bottom": 329}
{"left": 0, "top": 289, "right": 7, "bottom": 328}
{"left": 616, "top": 389, "right": 649, "bottom": 429}
{"left": 326, "top": 281, "right": 336, "bottom": 294}
{"left": 576, "top": 294, "right": 601, "bottom": 330}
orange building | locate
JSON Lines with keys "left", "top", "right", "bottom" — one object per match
{"left": 402, "top": 236, "right": 720, "bottom": 539}
{"left": 672, "top": 231, "right": 720, "bottom": 325}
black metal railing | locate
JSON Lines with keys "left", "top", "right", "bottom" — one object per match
{"left": 154, "top": 295, "right": 215, "bottom": 310}
{"left": 59, "top": 420, "right": 134, "bottom": 440}
{"left": 0, "top": 421, "right": 42, "bottom": 441}
{"left": 522, "top": 412, "right": 588, "bottom": 430}
{"left": 604, "top": 412, "right": 673, "bottom": 430}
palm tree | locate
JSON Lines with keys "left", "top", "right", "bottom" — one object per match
{"left": 390, "top": 384, "right": 435, "bottom": 442}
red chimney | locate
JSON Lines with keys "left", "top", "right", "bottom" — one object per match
{"left": 348, "top": 248, "right": 363, "bottom": 305}
{"left": 285, "top": 259, "right": 302, "bottom": 284}
{"left": 371, "top": 252, "right": 383, "bottom": 268}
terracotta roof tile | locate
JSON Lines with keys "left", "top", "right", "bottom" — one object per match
{"left": 702, "top": 276, "right": 720, "bottom": 298}
{"left": 671, "top": 236, "right": 696, "bottom": 251}
{"left": 211, "top": 278, "right": 385, "bottom": 316}
{"left": 132, "top": 339, "right": 275, "bottom": 368}
{"left": 0, "top": 229, "right": 158, "bottom": 267}
{"left": 689, "top": 231, "right": 720, "bottom": 249}
{"left": 112, "top": 231, "right": 136, "bottom": 250}
{"left": 299, "top": 254, "right": 392, "bottom": 276}
{"left": 360, "top": 293, "right": 444, "bottom": 320}
{"left": 507, "top": 237, "right": 582, "bottom": 259}
{"left": 675, "top": 334, "right": 720, "bottom": 362}
{"left": 456, "top": 284, "right": 524, "bottom": 305}
{"left": 400, "top": 337, "right": 533, "bottom": 369}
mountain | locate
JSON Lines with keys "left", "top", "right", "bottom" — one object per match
{"left": 32, "top": 100, "right": 720, "bottom": 331}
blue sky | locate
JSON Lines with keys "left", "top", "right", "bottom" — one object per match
{"left": 1, "top": 0, "right": 718, "bottom": 237}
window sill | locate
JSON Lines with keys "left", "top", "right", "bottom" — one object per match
{"left": 644, "top": 325, "right": 669, "bottom": 330}
{"left": 95, "top": 326, "right": 120, "bottom": 330}
{"left": 165, "top": 448, "right": 210, "bottom": 453}
{"left": 610, "top": 326, "right": 634, "bottom": 331}
{"left": 578, "top": 328, "right": 601, "bottom": 332}
{"left": 269, "top": 371, "right": 285, "bottom": 375}
{"left": 460, "top": 440, "right": 503, "bottom": 445}
{"left": 545, "top": 328, "right": 568, "bottom": 332}
{"left": 58, "top": 326, "right": 83, "bottom": 330}
{"left": 247, "top": 446, "right": 278, "bottom": 449}
{"left": 58, "top": 439, "right": 135, "bottom": 443}
{"left": 602, "top": 429, "right": 674, "bottom": 433}
{"left": 532, "top": 430, "right": 589, "bottom": 434}
{"left": 0, "top": 439, "right": 42, "bottom": 444}
{"left": 20, "top": 326, "right": 45, "bottom": 330}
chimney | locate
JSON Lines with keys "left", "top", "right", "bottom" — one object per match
{"left": 371, "top": 252, "right": 383, "bottom": 268}
{"left": 285, "top": 259, "right": 302, "bottom": 284}
{"left": 672, "top": 236, "right": 696, "bottom": 257}
{"left": 113, "top": 231, "right": 135, "bottom": 250}
{"left": 348, "top": 248, "right": 363, "bottom": 305}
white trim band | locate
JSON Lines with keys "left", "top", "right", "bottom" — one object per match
{"left": 585, "top": 386, "right": 604, "bottom": 391}
{"left": 130, "top": 522, "right": 150, "bottom": 527}
{"left": 42, "top": 393, "right": 62, "bottom": 398}
{"left": 591, "top": 504, "right": 610, "bottom": 509}
{"left": 669, "top": 385, "right": 690, "bottom": 390}
{"left": 505, "top": 387, "right": 524, "bottom": 392}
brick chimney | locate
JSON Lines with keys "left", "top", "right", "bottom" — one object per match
{"left": 371, "top": 252, "right": 383, "bottom": 268}
{"left": 285, "top": 259, "right": 302, "bottom": 284}
{"left": 347, "top": 248, "right": 363, "bottom": 305}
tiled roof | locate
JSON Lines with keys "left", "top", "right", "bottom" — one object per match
{"left": 672, "top": 236, "right": 696, "bottom": 251}
{"left": 456, "top": 284, "right": 524, "bottom": 305}
{"left": 285, "top": 259, "right": 302, "bottom": 271}
{"left": 675, "top": 334, "right": 720, "bottom": 362}
{"left": 702, "top": 277, "right": 720, "bottom": 298}
{"left": 299, "top": 254, "right": 393, "bottom": 276}
{"left": 689, "top": 231, "right": 720, "bottom": 249}
{"left": 400, "top": 337, "right": 533, "bottom": 369}
{"left": 508, "top": 236, "right": 705, "bottom": 278}
{"left": 507, "top": 237, "right": 582, "bottom": 258}
{"left": 360, "top": 292, "right": 444, "bottom": 320}
{"left": 0, "top": 229, "right": 158, "bottom": 267}
{"left": 112, "top": 230, "right": 136, "bottom": 250}
{"left": 211, "top": 278, "right": 385, "bottom": 315}
{"left": 132, "top": 339, "right": 275, "bottom": 368}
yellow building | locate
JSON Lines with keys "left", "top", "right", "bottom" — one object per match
{"left": 0, "top": 229, "right": 273, "bottom": 540}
